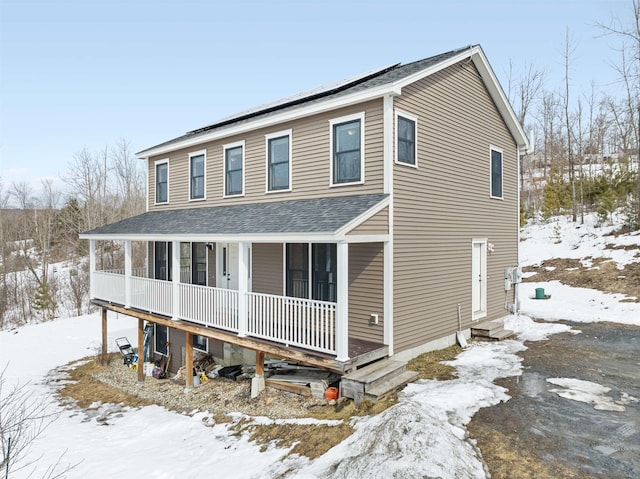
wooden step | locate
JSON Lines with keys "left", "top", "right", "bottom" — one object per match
{"left": 341, "top": 359, "right": 417, "bottom": 405}
{"left": 471, "top": 319, "right": 515, "bottom": 341}
{"left": 364, "top": 370, "right": 419, "bottom": 403}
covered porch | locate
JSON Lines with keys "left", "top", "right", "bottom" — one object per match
{"left": 81, "top": 194, "right": 392, "bottom": 377}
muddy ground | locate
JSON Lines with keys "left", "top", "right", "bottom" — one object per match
{"left": 469, "top": 321, "right": 640, "bottom": 479}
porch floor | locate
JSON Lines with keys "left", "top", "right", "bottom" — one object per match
{"left": 95, "top": 300, "right": 387, "bottom": 373}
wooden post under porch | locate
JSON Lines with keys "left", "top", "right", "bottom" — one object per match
{"left": 94, "top": 300, "right": 388, "bottom": 375}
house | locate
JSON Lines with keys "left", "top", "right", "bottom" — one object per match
{"left": 80, "top": 45, "right": 529, "bottom": 391}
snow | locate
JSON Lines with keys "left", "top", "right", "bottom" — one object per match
{"left": 1, "top": 212, "right": 637, "bottom": 478}
{"left": 546, "top": 377, "right": 639, "bottom": 412}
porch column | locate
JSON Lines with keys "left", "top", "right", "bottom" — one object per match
{"left": 335, "top": 241, "right": 350, "bottom": 362}
{"left": 124, "top": 240, "right": 132, "bottom": 308}
{"left": 172, "top": 240, "right": 180, "bottom": 321}
{"left": 237, "top": 241, "right": 249, "bottom": 337}
{"left": 185, "top": 331, "right": 193, "bottom": 389}
{"left": 89, "top": 239, "right": 96, "bottom": 299}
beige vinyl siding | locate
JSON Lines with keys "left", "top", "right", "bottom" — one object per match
{"left": 392, "top": 61, "right": 518, "bottom": 353}
{"left": 346, "top": 207, "right": 389, "bottom": 236}
{"left": 208, "top": 246, "right": 216, "bottom": 287}
{"left": 348, "top": 242, "right": 384, "bottom": 343}
{"left": 251, "top": 243, "right": 283, "bottom": 295}
{"left": 146, "top": 100, "right": 384, "bottom": 210}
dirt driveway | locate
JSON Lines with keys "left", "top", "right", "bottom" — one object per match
{"left": 469, "top": 321, "right": 640, "bottom": 479}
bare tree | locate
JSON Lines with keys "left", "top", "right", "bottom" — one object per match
{"left": 562, "top": 28, "right": 579, "bottom": 222}
{"left": 598, "top": 0, "right": 640, "bottom": 226}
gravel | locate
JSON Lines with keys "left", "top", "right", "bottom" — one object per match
{"left": 93, "top": 361, "right": 330, "bottom": 419}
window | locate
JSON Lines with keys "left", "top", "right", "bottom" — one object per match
{"left": 286, "top": 243, "right": 337, "bottom": 302}
{"left": 224, "top": 142, "right": 244, "bottom": 196}
{"left": 396, "top": 113, "right": 417, "bottom": 166}
{"left": 189, "top": 151, "right": 205, "bottom": 200}
{"left": 192, "top": 242, "right": 207, "bottom": 286}
{"left": 154, "top": 324, "right": 169, "bottom": 355}
{"left": 266, "top": 130, "right": 291, "bottom": 192}
{"left": 193, "top": 334, "right": 208, "bottom": 353}
{"left": 330, "top": 113, "right": 364, "bottom": 185}
{"left": 490, "top": 147, "right": 503, "bottom": 198}
{"left": 154, "top": 241, "right": 172, "bottom": 281}
{"left": 155, "top": 161, "right": 168, "bottom": 203}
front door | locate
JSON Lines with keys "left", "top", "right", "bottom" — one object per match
{"left": 472, "top": 239, "right": 487, "bottom": 320}
{"left": 217, "top": 243, "right": 239, "bottom": 290}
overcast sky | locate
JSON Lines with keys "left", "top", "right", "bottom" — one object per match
{"left": 0, "top": 0, "right": 631, "bottom": 197}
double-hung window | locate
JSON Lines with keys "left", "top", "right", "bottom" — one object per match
{"left": 189, "top": 151, "right": 205, "bottom": 200}
{"left": 286, "top": 243, "right": 337, "bottom": 302}
{"left": 224, "top": 142, "right": 244, "bottom": 197}
{"left": 396, "top": 113, "right": 417, "bottom": 166}
{"left": 490, "top": 147, "right": 503, "bottom": 198}
{"left": 193, "top": 334, "right": 208, "bottom": 353}
{"left": 155, "top": 160, "right": 168, "bottom": 203}
{"left": 331, "top": 113, "right": 364, "bottom": 185}
{"left": 266, "top": 130, "right": 291, "bottom": 192}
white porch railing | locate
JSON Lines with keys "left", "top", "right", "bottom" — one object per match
{"left": 130, "top": 276, "right": 173, "bottom": 317}
{"left": 179, "top": 283, "right": 238, "bottom": 332}
{"left": 93, "top": 271, "right": 126, "bottom": 305}
{"left": 91, "top": 271, "right": 337, "bottom": 356}
{"left": 246, "top": 292, "right": 336, "bottom": 355}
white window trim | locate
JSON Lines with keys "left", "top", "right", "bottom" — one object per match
{"left": 223, "top": 140, "right": 246, "bottom": 198}
{"left": 154, "top": 159, "right": 169, "bottom": 205}
{"left": 489, "top": 145, "right": 504, "bottom": 200}
{"left": 188, "top": 149, "right": 207, "bottom": 202}
{"left": 153, "top": 324, "right": 170, "bottom": 355}
{"left": 265, "top": 129, "right": 293, "bottom": 193}
{"left": 329, "top": 112, "right": 365, "bottom": 187}
{"left": 193, "top": 335, "right": 209, "bottom": 354}
{"left": 395, "top": 110, "right": 418, "bottom": 168}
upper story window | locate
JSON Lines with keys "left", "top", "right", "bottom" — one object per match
{"left": 490, "top": 147, "right": 503, "bottom": 199}
{"left": 189, "top": 151, "right": 206, "bottom": 200}
{"left": 396, "top": 112, "right": 417, "bottom": 166}
{"left": 224, "top": 141, "right": 244, "bottom": 197}
{"left": 330, "top": 113, "right": 365, "bottom": 186}
{"left": 155, "top": 160, "right": 169, "bottom": 204}
{"left": 266, "top": 129, "right": 292, "bottom": 192}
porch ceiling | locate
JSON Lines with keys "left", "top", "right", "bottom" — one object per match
{"left": 80, "top": 193, "right": 389, "bottom": 242}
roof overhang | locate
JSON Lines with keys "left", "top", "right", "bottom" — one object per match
{"left": 79, "top": 194, "right": 390, "bottom": 244}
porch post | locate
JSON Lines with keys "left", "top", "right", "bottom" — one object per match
{"left": 89, "top": 239, "right": 96, "bottom": 299}
{"left": 101, "top": 307, "right": 108, "bottom": 366}
{"left": 172, "top": 240, "right": 180, "bottom": 320}
{"left": 137, "top": 318, "right": 144, "bottom": 383}
{"left": 237, "top": 241, "right": 249, "bottom": 337}
{"left": 335, "top": 241, "right": 349, "bottom": 362}
{"left": 124, "top": 240, "right": 132, "bottom": 308}
{"left": 185, "top": 331, "right": 193, "bottom": 389}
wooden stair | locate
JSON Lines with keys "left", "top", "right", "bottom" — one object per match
{"left": 340, "top": 359, "right": 418, "bottom": 405}
{"left": 471, "top": 319, "right": 515, "bottom": 341}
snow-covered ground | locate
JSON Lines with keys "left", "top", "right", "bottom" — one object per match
{"left": 1, "top": 213, "right": 638, "bottom": 478}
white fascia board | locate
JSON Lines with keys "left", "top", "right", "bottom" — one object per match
{"left": 136, "top": 84, "right": 401, "bottom": 159}
{"left": 79, "top": 232, "right": 340, "bottom": 243}
{"left": 335, "top": 196, "right": 390, "bottom": 239}
{"left": 470, "top": 48, "right": 530, "bottom": 150}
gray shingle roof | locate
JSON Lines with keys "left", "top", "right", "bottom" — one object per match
{"left": 82, "top": 194, "right": 388, "bottom": 238}
{"left": 138, "top": 46, "right": 475, "bottom": 155}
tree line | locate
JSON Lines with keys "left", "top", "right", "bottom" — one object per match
{"left": 511, "top": 1, "right": 640, "bottom": 229}
{"left": 0, "top": 139, "right": 145, "bottom": 328}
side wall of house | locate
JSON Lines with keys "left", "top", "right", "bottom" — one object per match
{"left": 348, "top": 242, "right": 385, "bottom": 343}
{"left": 147, "top": 99, "right": 385, "bottom": 210}
{"left": 392, "top": 61, "right": 518, "bottom": 353}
